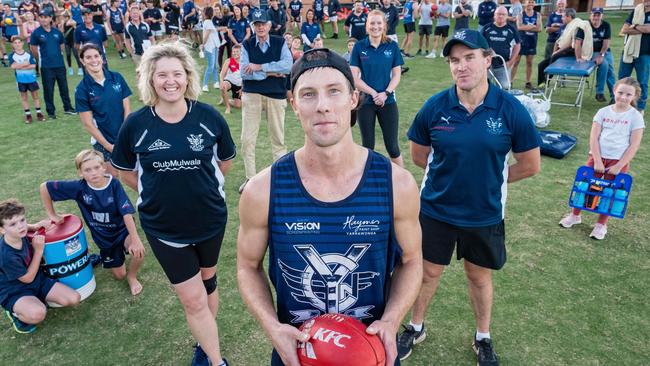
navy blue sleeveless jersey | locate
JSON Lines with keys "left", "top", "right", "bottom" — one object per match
{"left": 268, "top": 150, "right": 401, "bottom": 327}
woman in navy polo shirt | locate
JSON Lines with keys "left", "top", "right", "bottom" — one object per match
{"left": 227, "top": 5, "right": 250, "bottom": 46}
{"left": 300, "top": 9, "right": 321, "bottom": 51}
{"left": 350, "top": 9, "right": 404, "bottom": 166}
{"left": 74, "top": 43, "right": 131, "bottom": 178}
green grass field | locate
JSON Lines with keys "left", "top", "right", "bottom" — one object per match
{"left": 1, "top": 12, "right": 649, "bottom": 365}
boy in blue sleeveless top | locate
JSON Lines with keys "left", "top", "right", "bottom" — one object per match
{"left": 237, "top": 49, "right": 423, "bottom": 366}
{"left": 40, "top": 150, "right": 145, "bottom": 296}
{"left": 0, "top": 200, "right": 80, "bottom": 334}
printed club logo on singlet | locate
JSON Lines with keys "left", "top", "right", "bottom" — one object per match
{"left": 342, "top": 216, "right": 380, "bottom": 236}
{"left": 279, "top": 244, "right": 379, "bottom": 323}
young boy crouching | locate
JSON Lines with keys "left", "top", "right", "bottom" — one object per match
{"left": 0, "top": 200, "right": 80, "bottom": 333}
{"left": 40, "top": 150, "right": 145, "bottom": 296}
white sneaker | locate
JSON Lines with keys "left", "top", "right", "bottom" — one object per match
{"left": 77, "top": 68, "right": 83, "bottom": 76}
{"left": 68, "top": 67, "right": 73, "bottom": 76}
{"left": 213, "top": 82, "right": 220, "bottom": 89}
{"left": 202, "top": 85, "right": 209, "bottom": 92}
{"left": 590, "top": 224, "right": 608, "bottom": 240}
{"left": 425, "top": 50, "right": 436, "bottom": 59}
{"left": 559, "top": 214, "right": 581, "bottom": 228}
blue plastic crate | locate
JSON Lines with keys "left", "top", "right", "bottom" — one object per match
{"left": 568, "top": 166, "right": 633, "bottom": 219}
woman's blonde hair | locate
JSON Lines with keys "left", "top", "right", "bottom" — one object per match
{"left": 137, "top": 42, "right": 201, "bottom": 106}
{"left": 614, "top": 77, "right": 641, "bottom": 108}
{"left": 366, "top": 10, "right": 389, "bottom": 44}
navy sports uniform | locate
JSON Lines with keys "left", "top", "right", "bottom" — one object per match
{"left": 544, "top": 11, "right": 563, "bottom": 58}
{"left": 0, "top": 237, "right": 57, "bottom": 312}
{"left": 9, "top": 51, "right": 39, "bottom": 93}
{"left": 519, "top": 10, "right": 539, "bottom": 56}
{"left": 268, "top": 151, "right": 401, "bottom": 365}
{"left": 125, "top": 22, "right": 152, "bottom": 56}
{"left": 46, "top": 177, "right": 135, "bottom": 268}
{"left": 75, "top": 69, "right": 131, "bottom": 158}
{"left": 74, "top": 23, "right": 108, "bottom": 63}
{"left": 108, "top": 8, "right": 125, "bottom": 34}
{"left": 345, "top": 12, "right": 367, "bottom": 41}
{"left": 300, "top": 22, "right": 320, "bottom": 50}
{"left": 481, "top": 23, "right": 520, "bottom": 67}
{"left": 143, "top": 8, "right": 163, "bottom": 32}
{"left": 477, "top": 0, "right": 497, "bottom": 30}
{"left": 407, "top": 84, "right": 539, "bottom": 269}
{"left": 164, "top": 3, "right": 181, "bottom": 35}
{"left": 289, "top": 0, "right": 302, "bottom": 22}
{"left": 350, "top": 38, "right": 404, "bottom": 158}
{"left": 313, "top": 0, "right": 324, "bottom": 21}
{"left": 111, "top": 100, "right": 236, "bottom": 283}
{"left": 228, "top": 17, "right": 249, "bottom": 44}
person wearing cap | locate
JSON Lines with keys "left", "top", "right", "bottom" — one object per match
{"left": 350, "top": 9, "right": 405, "bottom": 166}
{"left": 74, "top": 7, "right": 108, "bottom": 62}
{"left": 238, "top": 9, "right": 292, "bottom": 194}
{"left": 576, "top": 8, "right": 614, "bottom": 103}
{"left": 266, "top": 0, "right": 286, "bottom": 36}
{"left": 237, "top": 47, "right": 423, "bottom": 366}
{"left": 544, "top": 0, "right": 565, "bottom": 59}
{"left": 481, "top": 5, "right": 520, "bottom": 90}
{"left": 398, "top": 29, "right": 540, "bottom": 365}
{"left": 618, "top": 0, "right": 650, "bottom": 112}
{"left": 30, "top": 10, "right": 76, "bottom": 119}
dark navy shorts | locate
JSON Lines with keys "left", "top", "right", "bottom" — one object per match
{"left": 18, "top": 82, "right": 39, "bottom": 93}
{"left": 1, "top": 272, "right": 57, "bottom": 312}
{"left": 404, "top": 22, "right": 415, "bottom": 33}
{"left": 99, "top": 232, "right": 130, "bottom": 269}
{"left": 420, "top": 213, "right": 506, "bottom": 270}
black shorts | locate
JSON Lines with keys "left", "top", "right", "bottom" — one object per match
{"left": 434, "top": 25, "right": 449, "bottom": 37}
{"left": 420, "top": 213, "right": 506, "bottom": 270}
{"left": 99, "top": 232, "right": 129, "bottom": 269}
{"left": 404, "top": 22, "right": 415, "bottom": 33}
{"left": 182, "top": 18, "right": 198, "bottom": 30}
{"left": 17, "top": 82, "right": 39, "bottom": 92}
{"left": 227, "top": 82, "right": 241, "bottom": 99}
{"left": 314, "top": 14, "right": 324, "bottom": 22}
{"left": 419, "top": 24, "right": 432, "bottom": 35}
{"left": 1, "top": 272, "right": 56, "bottom": 312}
{"left": 146, "top": 229, "right": 225, "bottom": 284}
{"left": 291, "top": 15, "right": 301, "bottom": 22}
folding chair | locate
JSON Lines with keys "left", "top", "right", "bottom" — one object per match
{"left": 543, "top": 57, "right": 596, "bottom": 119}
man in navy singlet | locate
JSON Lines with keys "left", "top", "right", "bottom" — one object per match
{"left": 237, "top": 49, "right": 423, "bottom": 366}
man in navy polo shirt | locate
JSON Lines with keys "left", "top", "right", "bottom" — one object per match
{"left": 74, "top": 8, "right": 108, "bottom": 61}
{"left": 30, "top": 10, "right": 75, "bottom": 119}
{"left": 239, "top": 10, "right": 292, "bottom": 193}
{"left": 544, "top": 0, "right": 565, "bottom": 59}
{"left": 482, "top": 6, "right": 520, "bottom": 90}
{"left": 398, "top": 30, "right": 540, "bottom": 365}
{"left": 345, "top": 0, "right": 368, "bottom": 41}
{"left": 576, "top": 8, "right": 614, "bottom": 103}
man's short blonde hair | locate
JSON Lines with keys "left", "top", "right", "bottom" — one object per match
{"left": 137, "top": 42, "right": 201, "bottom": 106}
{"left": 74, "top": 149, "right": 104, "bottom": 170}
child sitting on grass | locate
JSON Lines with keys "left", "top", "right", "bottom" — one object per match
{"left": 0, "top": 199, "right": 80, "bottom": 334}
{"left": 559, "top": 77, "right": 645, "bottom": 240}
{"left": 40, "top": 150, "right": 146, "bottom": 295}
{"left": 8, "top": 36, "right": 44, "bottom": 123}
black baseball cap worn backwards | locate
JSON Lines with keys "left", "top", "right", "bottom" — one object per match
{"left": 290, "top": 48, "right": 355, "bottom": 93}
{"left": 442, "top": 29, "right": 490, "bottom": 57}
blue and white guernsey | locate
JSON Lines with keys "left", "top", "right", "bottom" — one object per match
{"left": 268, "top": 150, "right": 401, "bottom": 327}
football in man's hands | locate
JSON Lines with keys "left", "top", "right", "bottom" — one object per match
{"left": 297, "top": 313, "right": 386, "bottom": 366}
